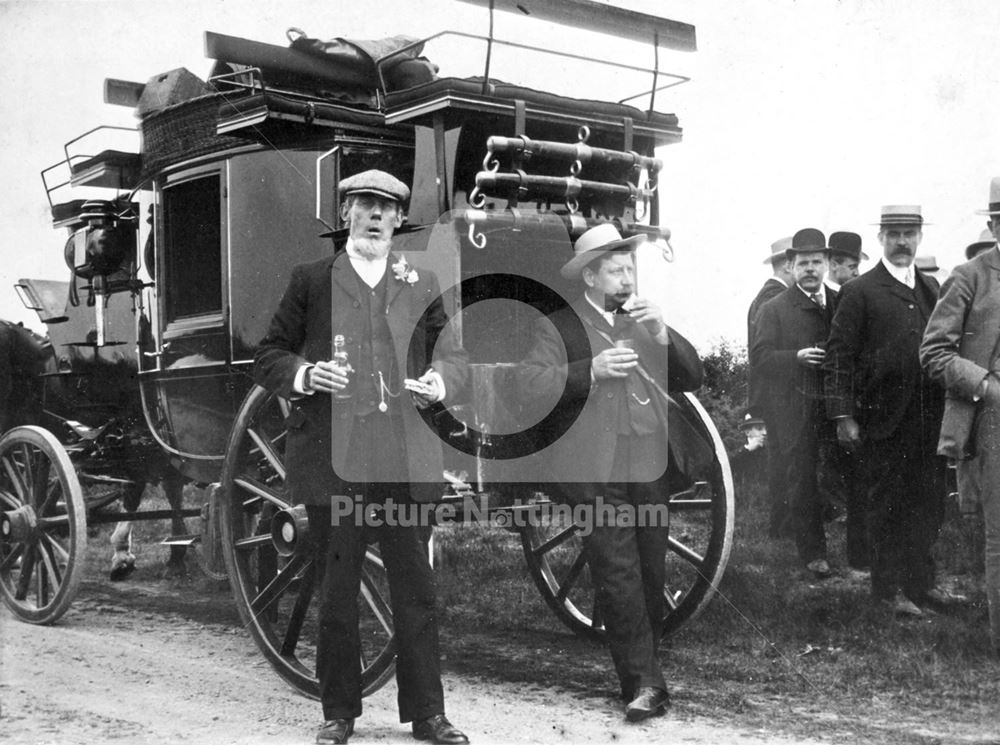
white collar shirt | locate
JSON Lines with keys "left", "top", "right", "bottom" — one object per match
{"left": 880, "top": 257, "right": 914, "bottom": 288}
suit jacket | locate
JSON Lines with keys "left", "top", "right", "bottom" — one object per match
{"left": 747, "top": 277, "right": 787, "bottom": 416}
{"left": 824, "top": 261, "right": 943, "bottom": 442}
{"left": 749, "top": 284, "right": 837, "bottom": 439}
{"left": 254, "top": 250, "right": 468, "bottom": 504}
{"left": 517, "top": 296, "right": 704, "bottom": 485}
{"left": 920, "top": 248, "right": 1000, "bottom": 457}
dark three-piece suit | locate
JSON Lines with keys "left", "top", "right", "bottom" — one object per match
{"left": 255, "top": 249, "right": 467, "bottom": 722}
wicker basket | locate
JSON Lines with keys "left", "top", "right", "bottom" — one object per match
{"left": 139, "top": 92, "right": 248, "bottom": 182}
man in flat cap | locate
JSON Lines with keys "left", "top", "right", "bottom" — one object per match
{"left": 747, "top": 237, "right": 796, "bottom": 538}
{"left": 824, "top": 205, "right": 954, "bottom": 617}
{"left": 518, "top": 223, "right": 704, "bottom": 723}
{"left": 921, "top": 177, "right": 1000, "bottom": 655}
{"left": 750, "top": 228, "right": 838, "bottom": 577}
{"left": 255, "top": 169, "right": 469, "bottom": 744}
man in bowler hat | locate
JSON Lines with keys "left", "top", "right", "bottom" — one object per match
{"left": 750, "top": 228, "right": 839, "bottom": 577}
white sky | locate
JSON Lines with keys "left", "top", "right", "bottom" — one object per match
{"left": 1, "top": 0, "right": 999, "bottom": 351}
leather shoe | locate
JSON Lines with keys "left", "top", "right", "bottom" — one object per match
{"left": 923, "top": 586, "right": 968, "bottom": 607}
{"left": 316, "top": 718, "right": 354, "bottom": 744}
{"left": 806, "top": 559, "right": 832, "bottom": 579}
{"left": 412, "top": 714, "right": 469, "bottom": 744}
{"left": 880, "top": 592, "right": 923, "bottom": 618}
{"left": 625, "top": 686, "right": 670, "bottom": 722}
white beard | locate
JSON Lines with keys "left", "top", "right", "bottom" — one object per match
{"left": 349, "top": 236, "right": 392, "bottom": 261}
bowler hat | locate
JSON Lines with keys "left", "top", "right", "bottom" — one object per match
{"left": 915, "top": 255, "right": 939, "bottom": 273}
{"left": 338, "top": 169, "right": 410, "bottom": 203}
{"left": 560, "top": 223, "right": 645, "bottom": 280}
{"left": 975, "top": 177, "right": 1000, "bottom": 216}
{"left": 828, "top": 231, "right": 868, "bottom": 261}
{"left": 738, "top": 413, "right": 766, "bottom": 431}
{"left": 762, "top": 236, "right": 793, "bottom": 264}
{"left": 875, "top": 205, "right": 926, "bottom": 226}
{"left": 785, "top": 228, "right": 829, "bottom": 259}
{"left": 965, "top": 228, "right": 996, "bottom": 260}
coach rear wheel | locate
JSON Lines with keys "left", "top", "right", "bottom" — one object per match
{"left": 0, "top": 426, "right": 86, "bottom": 624}
{"left": 219, "top": 385, "right": 396, "bottom": 699}
{"left": 521, "top": 392, "right": 734, "bottom": 641}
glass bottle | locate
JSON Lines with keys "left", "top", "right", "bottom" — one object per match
{"left": 332, "top": 334, "right": 353, "bottom": 400}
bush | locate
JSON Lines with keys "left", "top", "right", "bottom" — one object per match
{"left": 697, "top": 339, "right": 749, "bottom": 453}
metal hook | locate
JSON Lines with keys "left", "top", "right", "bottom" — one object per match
{"left": 469, "top": 186, "right": 486, "bottom": 209}
{"left": 570, "top": 159, "right": 582, "bottom": 177}
{"left": 566, "top": 197, "right": 579, "bottom": 214}
{"left": 468, "top": 222, "right": 487, "bottom": 250}
{"left": 481, "top": 152, "right": 500, "bottom": 173}
{"left": 577, "top": 125, "right": 590, "bottom": 143}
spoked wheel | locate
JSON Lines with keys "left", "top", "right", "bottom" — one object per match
{"left": 521, "top": 392, "right": 734, "bottom": 641}
{"left": 0, "top": 426, "right": 86, "bottom": 624}
{"left": 219, "top": 385, "right": 396, "bottom": 699}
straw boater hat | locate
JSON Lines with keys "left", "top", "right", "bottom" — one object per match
{"left": 762, "top": 236, "right": 793, "bottom": 264}
{"left": 975, "top": 177, "right": 1000, "bottom": 216}
{"left": 965, "top": 228, "right": 996, "bottom": 260}
{"left": 560, "top": 223, "right": 645, "bottom": 279}
{"left": 828, "top": 231, "right": 868, "bottom": 261}
{"left": 785, "top": 228, "right": 829, "bottom": 259}
{"left": 915, "top": 255, "right": 940, "bottom": 273}
{"left": 874, "top": 205, "right": 926, "bottom": 226}
{"left": 338, "top": 169, "right": 410, "bottom": 203}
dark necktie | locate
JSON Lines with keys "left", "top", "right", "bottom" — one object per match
{"left": 810, "top": 292, "right": 825, "bottom": 309}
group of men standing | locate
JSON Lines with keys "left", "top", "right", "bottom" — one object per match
{"left": 749, "top": 185, "right": 1000, "bottom": 642}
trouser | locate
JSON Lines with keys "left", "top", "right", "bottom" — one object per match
{"left": 963, "top": 403, "right": 1000, "bottom": 649}
{"left": 762, "top": 414, "right": 791, "bottom": 538}
{"left": 307, "top": 412, "right": 444, "bottom": 722}
{"left": 857, "top": 427, "right": 945, "bottom": 602}
{"left": 780, "top": 405, "right": 829, "bottom": 564}
{"left": 576, "top": 434, "right": 669, "bottom": 699}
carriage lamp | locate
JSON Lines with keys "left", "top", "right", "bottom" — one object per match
{"left": 271, "top": 504, "right": 311, "bottom": 557}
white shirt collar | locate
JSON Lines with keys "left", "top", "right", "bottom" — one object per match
{"left": 880, "top": 257, "right": 914, "bottom": 288}
{"left": 345, "top": 238, "right": 388, "bottom": 288}
{"left": 584, "top": 293, "right": 616, "bottom": 327}
{"left": 797, "top": 284, "right": 826, "bottom": 306}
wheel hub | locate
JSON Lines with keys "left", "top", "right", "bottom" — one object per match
{"left": 1, "top": 503, "right": 37, "bottom": 543}
{"left": 270, "top": 504, "right": 310, "bottom": 556}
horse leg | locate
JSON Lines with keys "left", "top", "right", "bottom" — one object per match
{"left": 108, "top": 481, "right": 144, "bottom": 580}
{"left": 109, "top": 520, "right": 136, "bottom": 581}
{"left": 162, "top": 470, "right": 189, "bottom": 577}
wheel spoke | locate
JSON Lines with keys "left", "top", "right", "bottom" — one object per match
{"left": 31, "top": 457, "right": 51, "bottom": 511}
{"left": 0, "top": 542, "right": 25, "bottom": 572}
{"left": 36, "top": 536, "right": 65, "bottom": 590}
{"left": 40, "top": 533, "right": 70, "bottom": 566}
{"left": 555, "top": 550, "right": 588, "bottom": 603}
{"left": 18, "top": 443, "right": 36, "bottom": 504}
{"left": 234, "top": 475, "right": 289, "bottom": 510}
{"left": 667, "top": 535, "right": 705, "bottom": 567}
{"left": 2, "top": 453, "right": 28, "bottom": 503}
{"left": 360, "top": 564, "right": 394, "bottom": 635}
{"left": 234, "top": 533, "right": 272, "bottom": 551}
{"left": 531, "top": 523, "right": 580, "bottom": 558}
{"left": 279, "top": 561, "right": 316, "bottom": 656}
{"left": 249, "top": 552, "right": 307, "bottom": 618}
{"left": 247, "top": 427, "right": 286, "bottom": 482}
{"left": 14, "top": 543, "right": 38, "bottom": 601}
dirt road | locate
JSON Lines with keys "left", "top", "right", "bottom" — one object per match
{"left": 0, "top": 577, "right": 828, "bottom": 745}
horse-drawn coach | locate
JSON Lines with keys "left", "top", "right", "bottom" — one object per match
{"left": 1, "top": 0, "right": 732, "bottom": 700}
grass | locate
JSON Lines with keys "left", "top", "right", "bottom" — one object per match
{"left": 77, "top": 479, "right": 999, "bottom": 744}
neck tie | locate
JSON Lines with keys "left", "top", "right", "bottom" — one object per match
{"left": 904, "top": 268, "right": 914, "bottom": 288}
{"left": 810, "top": 292, "right": 825, "bottom": 309}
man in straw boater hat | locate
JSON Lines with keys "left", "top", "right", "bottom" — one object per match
{"left": 922, "top": 177, "right": 1000, "bottom": 656}
{"left": 750, "top": 228, "right": 839, "bottom": 578}
{"left": 825, "top": 205, "right": 961, "bottom": 617}
{"left": 518, "top": 222, "right": 705, "bottom": 722}
{"left": 747, "top": 236, "right": 796, "bottom": 539}
{"left": 255, "top": 170, "right": 470, "bottom": 744}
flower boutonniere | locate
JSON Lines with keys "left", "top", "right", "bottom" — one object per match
{"left": 391, "top": 256, "right": 419, "bottom": 284}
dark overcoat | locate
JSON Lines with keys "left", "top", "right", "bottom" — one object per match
{"left": 254, "top": 250, "right": 468, "bottom": 504}
{"left": 824, "top": 261, "right": 942, "bottom": 441}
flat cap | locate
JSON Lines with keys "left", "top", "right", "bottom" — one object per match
{"left": 339, "top": 169, "right": 410, "bottom": 203}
